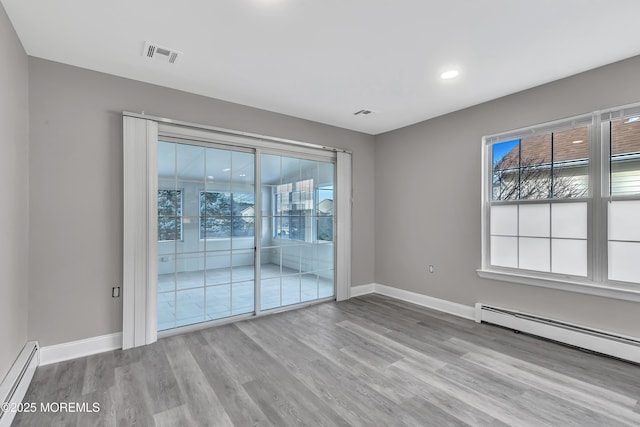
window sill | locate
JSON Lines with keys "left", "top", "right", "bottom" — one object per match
{"left": 476, "top": 269, "right": 640, "bottom": 302}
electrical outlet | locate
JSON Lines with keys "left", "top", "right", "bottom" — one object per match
{"left": 112, "top": 287, "right": 121, "bottom": 298}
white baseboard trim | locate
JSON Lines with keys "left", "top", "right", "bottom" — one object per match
{"left": 0, "top": 341, "right": 39, "bottom": 427}
{"left": 350, "top": 283, "right": 376, "bottom": 297}
{"left": 40, "top": 332, "right": 122, "bottom": 366}
{"left": 348, "top": 283, "right": 475, "bottom": 320}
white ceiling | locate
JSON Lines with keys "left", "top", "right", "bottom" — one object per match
{"left": 4, "top": 0, "right": 640, "bottom": 135}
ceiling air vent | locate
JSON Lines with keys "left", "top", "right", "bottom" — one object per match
{"left": 354, "top": 109, "right": 375, "bottom": 116}
{"left": 143, "top": 41, "right": 182, "bottom": 64}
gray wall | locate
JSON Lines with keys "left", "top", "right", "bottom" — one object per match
{"left": 375, "top": 55, "right": 640, "bottom": 338}
{"left": 0, "top": 4, "right": 29, "bottom": 381}
{"left": 28, "top": 58, "right": 375, "bottom": 346}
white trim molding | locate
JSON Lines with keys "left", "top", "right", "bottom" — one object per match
{"left": 0, "top": 342, "right": 39, "bottom": 427}
{"left": 335, "top": 151, "right": 353, "bottom": 302}
{"left": 350, "top": 283, "right": 376, "bottom": 297}
{"left": 477, "top": 269, "right": 640, "bottom": 303}
{"left": 348, "top": 283, "right": 475, "bottom": 320}
{"left": 39, "top": 333, "right": 122, "bottom": 366}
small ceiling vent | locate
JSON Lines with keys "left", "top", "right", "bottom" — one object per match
{"left": 354, "top": 109, "right": 375, "bottom": 116}
{"left": 143, "top": 41, "right": 182, "bottom": 64}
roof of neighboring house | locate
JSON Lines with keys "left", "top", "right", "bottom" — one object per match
{"left": 318, "top": 199, "right": 333, "bottom": 215}
{"left": 496, "top": 120, "right": 640, "bottom": 169}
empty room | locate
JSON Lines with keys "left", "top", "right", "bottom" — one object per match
{"left": 2, "top": 1, "right": 640, "bottom": 426}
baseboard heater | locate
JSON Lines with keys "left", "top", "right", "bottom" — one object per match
{"left": 0, "top": 341, "right": 39, "bottom": 427}
{"left": 475, "top": 304, "right": 640, "bottom": 364}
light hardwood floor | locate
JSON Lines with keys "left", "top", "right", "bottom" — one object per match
{"left": 13, "top": 294, "right": 640, "bottom": 426}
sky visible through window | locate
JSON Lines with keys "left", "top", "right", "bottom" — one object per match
{"left": 492, "top": 139, "right": 519, "bottom": 165}
{"left": 318, "top": 188, "right": 333, "bottom": 202}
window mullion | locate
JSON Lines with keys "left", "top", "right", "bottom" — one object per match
{"left": 592, "top": 116, "right": 607, "bottom": 283}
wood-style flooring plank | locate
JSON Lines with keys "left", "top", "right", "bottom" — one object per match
{"left": 161, "top": 334, "right": 234, "bottom": 427}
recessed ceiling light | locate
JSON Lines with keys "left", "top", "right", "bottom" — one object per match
{"left": 239, "top": 174, "right": 246, "bottom": 177}
{"left": 572, "top": 140, "right": 584, "bottom": 144}
{"left": 440, "top": 70, "right": 459, "bottom": 80}
{"left": 222, "top": 168, "right": 231, "bottom": 172}
{"left": 624, "top": 116, "right": 640, "bottom": 124}
{"left": 207, "top": 175, "right": 214, "bottom": 179}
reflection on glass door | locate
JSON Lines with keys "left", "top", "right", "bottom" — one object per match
{"left": 157, "top": 141, "right": 255, "bottom": 330}
{"left": 260, "top": 155, "right": 335, "bottom": 310}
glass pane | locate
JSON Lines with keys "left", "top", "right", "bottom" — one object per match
{"left": 552, "top": 239, "right": 587, "bottom": 276}
{"left": 158, "top": 216, "right": 181, "bottom": 242}
{"left": 300, "top": 273, "right": 319, "bottom": 302}
{"left": 201, "top": 217, "right": 231, "bottom": 240}
{"left": 608, "top": 241, "right": 640, "bottom": 283}
{"left": 316, "top": 243, "right": 334, "bottom": 271}
{"left": 157, "top": 291, "right": 176, "bottom": 331}
{"left": 281, "top": 275, "right": 301, "bottom": 307}
{"left": 175, "top": 288, "right": 205, "bottom": 327}
{"left": 551, "top": 203, "right": 587, "bottom": 239}
{"left": 260, "top": 154, "right": 281, "bottom": 186}
{"left": 158, "top": 254, "right": 175, "bottom": 292}
{"left": 281, "top": 156, "right": 301, "bottom": 183}
{"left": 552, "top": 127, "right": 589, "bottom": 198}
{"left": 282, "top": 245, "right": 301, "bottom": 275}
{"left": 158, "top": 141, "right": 176, "bottom": 180}
{"left": 318, "top": 162, "right": 335, "bottom": 189}
{"left": 158, "top": 188, "right": 182, "bottom": 242}
{"left": 492, "top": 139, "right": 520, "bottom": 200}
{"left": 519, "top": 204, "right": 550, "bottom": 237}
{"left": 608, "top": 200, "right": 640, "bottom": 242}
{"left": 490, "top": 205, "right": 517, "bottom": 236}
{"left": 611, "top": 118, "right": 640, "bottom": 197}
{"left": 232, "top": 281, "right": 254, "bottom": 315}
{"left": 233, "top": 151, "right": 255, "bottom": 185}
{"left": 175, "top": 252, "right": 205, "bottom": 290}
{"left": 205, "top": 147, "right": 231, "bottom": 187}
{"left": 317, "top": 216, "right": 334, "bottom": 242}
{"left": 318, "top": 271, "right": 334, "bottom": 298}
{"left": 261, "top": 247, "right": 281, "bottom": 279}
{"left": 231, "top": 249, "right": 254, "bottom": 283}
{"left": 200, "top": 191, "right": 231, "bottom": 217}
{"left": 518, "top": 237, "right": 550, "bottom": 272}
{"left": 300, "top": 245, "right": 315, "bottom": 274}
{"left": 205, "top": 251, "right": 231, "bottom": 286}
{"left": 520, "top": 134, "right": 552, "bottom": 199}
{"left": 158, "top": 189, "right": 181, "bottom": 216}
{"left": 232, "top": 217, "right": 255, "bottom": 242}
{"left": 490, "top": 236, "right": 517, "bottom": 268}
{"left": 260, "top": 277, "right": 281, "bottom": 311}
{"left": 206, "top": 284, "right": 230, "bottom": 320}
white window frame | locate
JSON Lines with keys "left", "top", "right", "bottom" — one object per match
{"left": 479, "top": 105, "right": 640, "bottom": 303}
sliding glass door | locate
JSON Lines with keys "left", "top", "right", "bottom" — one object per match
{"left": 260, "top": 154, "right": 335, "bottom": 310}
{"left": 157, "top": 141, "right": 256, "bottom": 330}
{"left": 156, "top": 141, "right": 335, "bottom": 331}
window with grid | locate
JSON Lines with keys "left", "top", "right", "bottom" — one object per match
{"left": 199, "top": 191, "right": 255, "bottom": 239}
{"left": 158, "top": 189, "right": 182, "bottom": 241}
{"left": 483, "top": 105, "right": 640, "bottom": 291}
{"left": 273, "top": 179, "right": 313, "bottom": 241}
{"left": 606, "top": 113, "right": 640, "bottom": 284}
